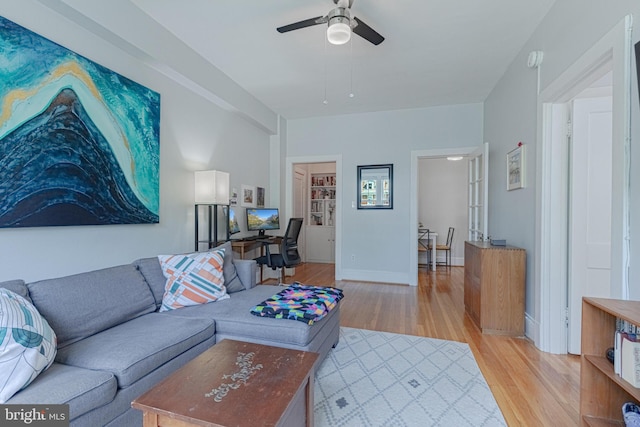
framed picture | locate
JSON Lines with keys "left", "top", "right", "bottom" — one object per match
{"left": 241, "top": 185, "right": 256, "bottom": 207}
{"left": 507, "top": 145, "right": 525, "bottom": 190}
{"left": 256, "top": 187, "right": 265, "bottom": 208}
{"left": 230, "top": 188, "right": 238, "bottom": 206}
{"left": 357, "top": 164, "right": 393, "bottom": 209}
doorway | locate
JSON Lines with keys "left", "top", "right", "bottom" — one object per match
{"left": 285, "top": 155, "right": 343, "bottom": 279}
{"left": 409, "top": 146, "right": 486, "bottom": 286}
{"left": 417, "top": 158, "right": 467, "bottom": 267}
{"left": 536, "top": 15, "right": 631, "bottom": 354}
{"left": 568, "top": 87, "right": 613, "bottom": 354}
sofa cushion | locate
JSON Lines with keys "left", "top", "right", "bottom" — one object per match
{"left": 158, "top": 250, "right": 229, "bottom": 312}
{"left": 0, "top": 279, "right": 30, "bottom": 302}
{"left": 161, "top": 285, "right": 329, "bottom": 347}
{"left": 7, "top": 363, "right": 116, "bottom": 421}
{"left": 213, "top": 241, "right": 245, "bottom": 293}
{"left": 0, "top": 289, "right": 57, "bottom": 403}
{"left": 27, "top": 265, "right": 156, "bottom": 348}
{"left": 54, "top": 313, "right": 215, "bottom": 387}
{"left": 133, "top": 257, "right": 166, "bottom": 309}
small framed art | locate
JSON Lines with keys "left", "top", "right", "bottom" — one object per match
{"left": 507, "top": 145, "right": 525, "bottom": 190}
{"left": 241, "top": 185, "right": 256, "bottom": 207}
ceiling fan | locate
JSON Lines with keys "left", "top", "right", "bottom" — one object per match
{"left": 277, "top": 0, "right": 384, "bottom": 46}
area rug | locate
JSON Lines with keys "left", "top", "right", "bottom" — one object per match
{"left": 314, "top": 327, "right": 506, "bottom": 427}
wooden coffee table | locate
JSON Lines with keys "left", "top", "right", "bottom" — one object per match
{"left": 132, "top": 339, "right": 319, "bottom": 427}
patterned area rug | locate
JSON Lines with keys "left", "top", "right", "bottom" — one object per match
{"left": 314, "top": 327, "right": 506, "bottom": 426}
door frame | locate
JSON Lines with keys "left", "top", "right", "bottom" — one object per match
{"left": 535, "top": 16, "right": 632, "bottom": 353}
{"left": 293, "top": 166, "right": 308, "bottom": 262}
{"left": 285, "top": 155, "right": 343, "bottom": 279}
{"left": 410, "top": 146, "right": 479, "bottom": 286}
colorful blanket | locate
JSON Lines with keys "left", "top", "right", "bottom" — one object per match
{"left": 250, "top": 282, "right": 344, "bottom": 325}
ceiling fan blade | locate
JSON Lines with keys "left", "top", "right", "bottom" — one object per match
{"left": 277, "top": 16, "right": 324, "bottom": 33}
{"left": 352, "top": 16, "right": 384, "bottom": 45}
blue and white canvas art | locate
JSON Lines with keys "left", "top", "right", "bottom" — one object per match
{"left": 0, "top": 16, "right": 160, "bottom": 227}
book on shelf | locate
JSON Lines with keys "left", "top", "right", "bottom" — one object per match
{"left": 615, "top": 317, "right": 640, "bottom": 384}
{"left": 621, "top": 335, "right": 640, "bottom": 387}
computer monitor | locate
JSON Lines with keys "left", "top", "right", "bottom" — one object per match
{"left": 223, "top": 207, "right": 241, "bottom": 236}
{"left": 246, "top": 208, "right": 280, "bottom": 236}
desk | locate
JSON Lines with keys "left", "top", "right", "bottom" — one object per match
{"left": 230, "top": 239, "right": 263, "bottom": 259}
{"left": 418, "top": 228, "right": 437, "bottom": 271}
{"left": 230, "top": 237, "right": 282, "bottom": 259}
{"left": 231, "top": 237, "right": 282, "bottom": 283}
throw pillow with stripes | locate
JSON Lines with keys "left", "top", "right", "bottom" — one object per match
{"left": 158, "top": 249, "right": 229, "bottom": 312}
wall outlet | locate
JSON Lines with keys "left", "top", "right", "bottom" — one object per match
{"left": 351, "top": 254, "right": 355, "bottom": 261}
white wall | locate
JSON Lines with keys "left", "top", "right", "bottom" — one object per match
{"left": 418, "top": 158, "right": 467, "bottom": 266}
{"left": 287, "top": 103, "right": 483, "bottom": 284}
{"left": 0, "top": 2, "right": 273, "bottom": 282}
{"left": 484, "top": 0, "right": 640, "bottom": 339}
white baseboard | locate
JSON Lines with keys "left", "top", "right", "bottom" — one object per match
{"left": 525, "top": 312, "right": 540, "bottom": 347}
{"left": 340, "top": 268, "right": 410, "bottom": 285}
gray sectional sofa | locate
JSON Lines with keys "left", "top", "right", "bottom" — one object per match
{"left": 1, "top": 242, "right": 341, "bottom": 426}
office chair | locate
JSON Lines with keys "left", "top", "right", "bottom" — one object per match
{"left": 255, "top": 218, "right": 303, "bottom": 284}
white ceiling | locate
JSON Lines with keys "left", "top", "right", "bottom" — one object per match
{"left": 126, "top": 0, "right": 556, "bottom": 120}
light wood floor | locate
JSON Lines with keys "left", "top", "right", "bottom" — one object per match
{"left": 268, "top": 263, "right": 581, "bottom": 426}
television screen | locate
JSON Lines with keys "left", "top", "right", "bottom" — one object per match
{"left": 223, "top": 207, "right": 241, "bottom": 235}
{"left": 246, "top": 208, "right": 280, "bottom": 235}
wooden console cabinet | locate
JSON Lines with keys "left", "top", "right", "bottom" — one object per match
{"left": 464, "top": 241, "right": 525, "bottom": 336}
{"left": 580, "top": 297, "right": 640, "bottom": 426}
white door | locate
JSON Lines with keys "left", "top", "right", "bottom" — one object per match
{"left": 468, "top": 142, "right": 489, "bottom": 241}
{"left": 293, "top": 167, "right": 307, "bottom": 261}
{"left": 567, "top": 96, "right": 613, "bottom": 354}
{"left": 305, "top": 226, "right": 334, "bottom": 263}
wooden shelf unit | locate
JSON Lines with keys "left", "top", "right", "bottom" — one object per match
{"left": 581, "top": 297, "right": 640, "bottom": 426}
{"left": 309, "top": 173, "right": 336, "bottom": 227}
{"left": 463, "top": 241, "right": 525, "bottom": 336}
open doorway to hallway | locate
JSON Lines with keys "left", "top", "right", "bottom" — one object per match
{"left": 292, "top": 162, "right": 337, "bottom": 265}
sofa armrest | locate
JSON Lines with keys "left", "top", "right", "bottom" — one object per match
{"left": 234, "top": 259, "right": 257, "bottom": 290}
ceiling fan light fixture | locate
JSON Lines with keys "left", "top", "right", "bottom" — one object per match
{"left": 326, "top": 8, "right": 351, "bottom": 45}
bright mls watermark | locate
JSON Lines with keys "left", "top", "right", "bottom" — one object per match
{"left": 1, "top": 405, "right": 69, "bottom": 426}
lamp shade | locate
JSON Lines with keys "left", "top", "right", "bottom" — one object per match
{"left": 194, "top": 170, "right": 229, "bottom": 204}
{"left": 327, "top": 21, "right": 351, "bottom": 45}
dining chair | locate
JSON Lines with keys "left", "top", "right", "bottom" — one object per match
{"left": 434, "top": 227, "right": 454, "bottom": 269}
{"left": 418, "top": 228, "right": 432, "bottom": 268}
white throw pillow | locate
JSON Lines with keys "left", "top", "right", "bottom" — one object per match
{"left": 158, "top": 249, "right": 229, "bottom": 312}
{"left": 0, "top": 288, "right": 57, "bottom": 403}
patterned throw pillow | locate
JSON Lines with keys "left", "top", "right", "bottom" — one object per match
{"left": 0, "top": 288, "right": 57, "bottom": 403}
{"left": 158, "top": 249, "right": 229, "bottom": 312}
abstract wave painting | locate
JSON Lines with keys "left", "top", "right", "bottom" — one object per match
{"left": 0, "top": 16, "right": 160, "bottom": 228}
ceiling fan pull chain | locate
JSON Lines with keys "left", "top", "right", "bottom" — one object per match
{"left": 349, "top": 35, "right": 355, "bottom": 98}
{"left": 323, "top": 34, "right": 329, "bottom": 105}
